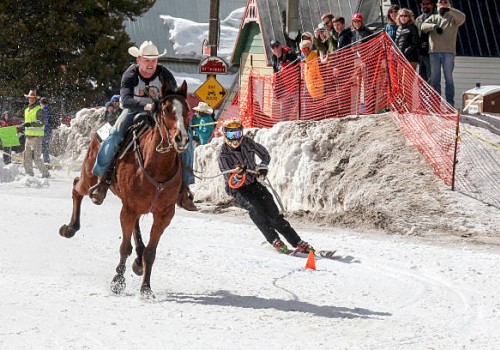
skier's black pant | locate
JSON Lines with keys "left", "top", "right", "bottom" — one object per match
{"left": 235, "top": 182, "right": 301, "bottom": 247}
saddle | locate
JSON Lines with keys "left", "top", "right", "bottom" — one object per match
{"left": 89, "top": 113, "right": 154, "bottom": 205}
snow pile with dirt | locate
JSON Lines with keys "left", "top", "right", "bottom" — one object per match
{"left": 193, "top": 115, "right": 500, "bottom": 241}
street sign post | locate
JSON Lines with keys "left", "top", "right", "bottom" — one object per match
{"left": 194, "top": 76, "right": 228, "bottom": 109}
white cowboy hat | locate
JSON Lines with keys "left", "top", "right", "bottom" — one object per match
{"left": 193, "top": 102, "right": 213, "bottom": 114}
{"left": 24, "top": 90, "right": 40, "bottom": 98}
{"left": 128, "top": 41, "right": 167, "bottom": 58}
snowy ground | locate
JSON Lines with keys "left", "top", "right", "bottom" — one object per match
{"left": 1, "top": 170, "right": 500, "bottom": 349}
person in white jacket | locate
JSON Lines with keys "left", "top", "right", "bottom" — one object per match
{"left": 421, "top": 0, "right": 465, "bottom": 107}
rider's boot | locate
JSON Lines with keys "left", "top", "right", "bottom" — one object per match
{"left": 88, "top": 177, "right": 111, "bottom": 205}
{"left": 177, "top": 185, "right": 198, "bottom": 211}
{"left": 89, "top": 163, "right": 115, "bottom": 205}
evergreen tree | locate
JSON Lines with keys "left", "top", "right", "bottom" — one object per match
{"left": 0, "top": 0, "right": 155, "bottom": 112}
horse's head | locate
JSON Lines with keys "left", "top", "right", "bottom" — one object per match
{"left": 156, "top": 80, "right": 190, "bottom": 153}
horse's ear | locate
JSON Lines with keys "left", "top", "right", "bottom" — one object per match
{"left": 161, "top": 80, "right": 174, "bottom": 98}
{"left": 179, "top": 80, "right": 188, "bottom": 97}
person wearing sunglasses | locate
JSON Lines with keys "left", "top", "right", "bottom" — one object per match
{"left": 218, "top": 119, "right": 315, "bottom": 255}
{"left": 351, "top": 12, "right": 373, "bottom": 45}
{"left": 415, "top": 0, "right": 436, "bottom": 82}
{"left": 313, "top": 13, "right": 337, "bottom": 56}
{"left": 395, "top": 9, "right": 420, "bottom": 70}
{"left": 421, "top": 0, "right": 465, "bottom": 107}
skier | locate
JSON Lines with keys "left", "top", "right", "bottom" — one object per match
{"left": 217, "top": 119, "right": 314, "bottom": 254}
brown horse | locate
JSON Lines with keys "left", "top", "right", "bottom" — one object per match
{"left": 59, "top": 80, "right": 190, "bottom": 298}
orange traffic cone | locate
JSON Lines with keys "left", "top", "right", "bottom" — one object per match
{"left": 305, "top": 250, "right": 316, "bottom": 270}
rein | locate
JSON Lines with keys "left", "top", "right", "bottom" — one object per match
{"left": 133, "top": 127, "right": 181, "bottom": 212}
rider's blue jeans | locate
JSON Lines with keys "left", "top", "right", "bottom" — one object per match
{"left": 92, "top": 109, "right": 194, "bottom": 187}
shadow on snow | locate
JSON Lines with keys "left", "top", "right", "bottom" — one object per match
{"left": 160, "top": 290, "right": 391, "bottom": 319}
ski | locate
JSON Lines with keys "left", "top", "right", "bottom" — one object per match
{"left": 289, "top": 249, "right": 340, "bottom": 260}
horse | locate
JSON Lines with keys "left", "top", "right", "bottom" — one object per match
{"left": 59, "top": 80, "right": 190, "bottom": 298}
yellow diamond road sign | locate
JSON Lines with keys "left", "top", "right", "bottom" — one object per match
{"left": 194, "top": 76, "right": 228, "bottom": 109}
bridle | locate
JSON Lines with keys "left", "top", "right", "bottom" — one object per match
{"left": 154, "top": 93, "right": 188, "bottom": 153}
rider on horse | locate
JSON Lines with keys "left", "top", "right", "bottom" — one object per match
{"left": 89, "top": 41, "right": 197, "bottom": 211}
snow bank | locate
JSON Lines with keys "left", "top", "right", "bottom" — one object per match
{"left": 193, "top": 115, "right": 500, "bottom": 239}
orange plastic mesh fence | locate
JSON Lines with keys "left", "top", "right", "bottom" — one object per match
{"left": 218, "top": 32, "right": 458, "bottom": 186}
{"left": 454, "top": 124, "right": 500, "bottom": 208}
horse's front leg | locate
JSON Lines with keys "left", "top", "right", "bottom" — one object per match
{"left": 132, "top": 219, "right": 145, "bottom": 276}
{"left": 141, "top": 209, "right": 174, "bottom": 299}
{"left": 110, "top": 207, "right": 137, "bottom": 295}
{"left": 59, "top": 137, "right": 99, "bottom": 238}
{"left": 59, "top": 177, "right": 86, "bottom": 238}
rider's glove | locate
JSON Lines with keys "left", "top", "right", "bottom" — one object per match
{"left": 256, "top": 164, "right": 268, "bottom": 178}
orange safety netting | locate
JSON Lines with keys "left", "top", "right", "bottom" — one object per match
{"left": 217, "top": 32, "right": 459, "bottom": 186}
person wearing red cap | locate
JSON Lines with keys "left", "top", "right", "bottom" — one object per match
{"left": 351, "top": 12, "right": 372, "bottom": 44}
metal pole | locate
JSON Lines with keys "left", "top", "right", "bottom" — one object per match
{"left": 451, "top": 112, "right": 461, "bottom": 191}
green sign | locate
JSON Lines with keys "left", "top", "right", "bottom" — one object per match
{"left": 0, "top": 126, "right": 20, "bottom": 147}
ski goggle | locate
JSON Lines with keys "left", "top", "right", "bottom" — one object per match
{"left": 225, "top": 129, "right": 242, "bottom": 140}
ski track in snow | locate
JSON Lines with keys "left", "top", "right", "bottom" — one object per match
{"left": 0, "top": 171, "right": 499, "bottom": 349}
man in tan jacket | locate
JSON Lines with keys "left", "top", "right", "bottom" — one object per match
{"left": 421, "top": 0, "right": 465, "bottom": 107}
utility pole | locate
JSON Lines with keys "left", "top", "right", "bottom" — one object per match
{"left": 208, "top": 0, "right": 220, "bottom": 58}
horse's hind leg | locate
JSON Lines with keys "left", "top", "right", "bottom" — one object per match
{"left": 132, "top": 219, "right": 145, "bottom": 276}
{"left": 59, "top": 177, "right": 86, "bottom": 238}
{"left": 110, "top": 207, "right": 137, "bottom": 294}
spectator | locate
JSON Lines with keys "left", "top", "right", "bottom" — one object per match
{"left": 313, "top": 13, "right": 337, "bottom": 56}
{"left": 40, "top": 97, "right": 52, "bottom": 164}
{"left": 217, "top": 119, "right": 315, "bottom": 255}
{"left": 191, "top": 102, "right": 215, "bottom": 145}
{"left": 300, "top": 40, "right": 324, "bottom": 99}
{"left": 351, "top": 13, "right": 373, "bottom": 44}
{"left": 105, "top": 95, "right": 123, "bottom": 126}
{"left": 332, "top": 16, "right": 353, "bottom": 50}
{"left": 1, "top": 111, "right": 14, "bottom": 164}
{"left": 89, "top": 41, "right": 197, "bottom": 211}
{"left": 416, "top": 0, "right": 436, "bottom": 82}
{"left": 385, "top": 4, "right": 400, "bottom": 41}
{"left": 22, "top": 90, "right": 50, "bottom": 178}
{"left": 421, "top": 0, "right": 465, "bottom": 107}
{"left": 270, "top": 40, "right": 298, "bottom": 73}
{"left": 395, "top": 8, "right": 420, "bottom": 70}
{"left": 300, "top": 32, "right": 317, "bottom": 51}
{"left": 299, "top": 40, "right": 313, "bottom": 61}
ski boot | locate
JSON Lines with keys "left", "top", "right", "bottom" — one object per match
{"left": 272, "top": 238, "right": 291, "bottom": 254}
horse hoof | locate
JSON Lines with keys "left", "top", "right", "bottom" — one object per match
{"left": 110, "top": 275, "right": 126, "bottom": 294}
{"left": 141, "top": 286, "right": 155, "bottom": 300}
{"left": 132, "top": 259, "right": 143, "bottom": 276}
{"left": 59, "top": 224, "right": 76, "bottom": 238}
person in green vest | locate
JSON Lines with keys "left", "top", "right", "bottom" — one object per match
{"left": 191, "top": 102, "right": 215, "bottom": 145}
{"left": 23, "top": 90, "right": 50, "bottom": 178}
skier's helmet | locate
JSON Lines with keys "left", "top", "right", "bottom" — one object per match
{"left": 222, "top": 119, "right": 243, "bottom": 148}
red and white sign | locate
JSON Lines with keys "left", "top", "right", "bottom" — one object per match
{"left": 199, "top": 56, "right": 228, "bottom": 75}
{"left": 202, "top": 39, "right": 211, "bottom": 57}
